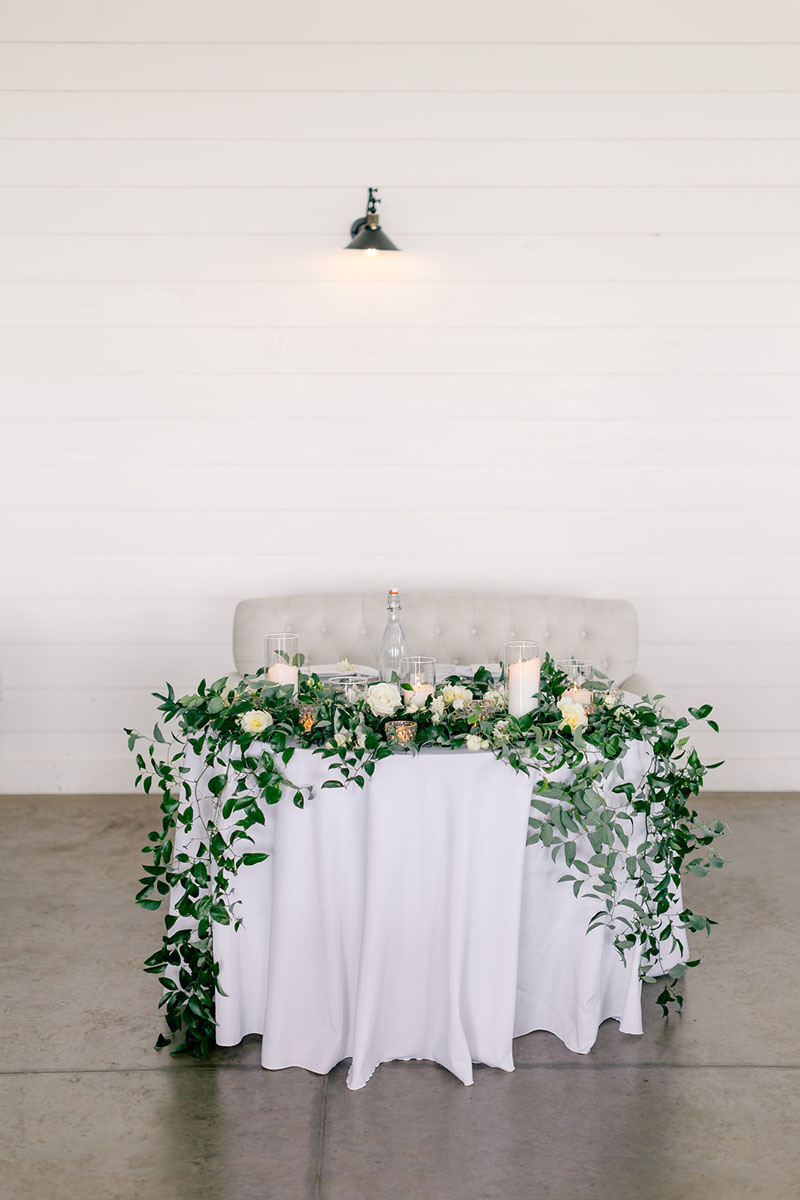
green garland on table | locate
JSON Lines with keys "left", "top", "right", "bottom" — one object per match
{"left": 126, "top": 655, "right": 726, "bottom": 1058}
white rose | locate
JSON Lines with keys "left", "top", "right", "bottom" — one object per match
{"left": 239, "top": 709, "right": 273, "bottom": 735}
{"left": 484, "top": 687, "right": 507, "bottom": 710}
{"left": 334, "top": 729, "right": 351, "bottom": 748}
{"left": 603, "top": 691, "right": 618, "bottom": 708}
{"left": 493, "top": 719, "right": 511, "bottom": 744}
{"left": 557, "top": 698, "right": 588, "bottom": 733}
{"left": 442, "top": 684, "right": 473, "bottom": 708}
{"left": 355, "top": 726, "right": 368, "bottom": 749}
{"left": 366, "top": 682, "right": 403, "bottom": 718}
{"left": 465, "top": 733, "right": 486, "bottom": 752}
{"left": 430, "top": 695, "right": 446, "bottom": 717}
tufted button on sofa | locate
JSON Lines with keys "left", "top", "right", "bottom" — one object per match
{"left": 231, "top": 593, "right": 652, "bottom": 695}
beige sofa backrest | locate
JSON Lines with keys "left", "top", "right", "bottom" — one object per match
{"left": 233, "top": 593, "right": 639, "bottom": 686}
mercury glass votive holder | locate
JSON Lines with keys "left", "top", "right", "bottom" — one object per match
{"left": 297, "top": 702, "right": 318, "bottom": 733}
{"left": 385, "top": 719, "right": 417, "bottom": 746}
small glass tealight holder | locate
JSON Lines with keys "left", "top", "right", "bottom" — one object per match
{"left": 505, "top": 640, "right": 541, "bottom": 719}
{"left": 265, "top": 633, "right": 299, "bottom": 696}
{"left": 400, "top": 656, "right": 436, "bottom": 709}
{"left": 385, "top": 719, "right": 417, "bottom": 746}
{"left": 328, "top": 674, "right": 372, "bottom": 704}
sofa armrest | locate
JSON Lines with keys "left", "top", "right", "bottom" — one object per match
{"left": 620, "top": 673, "right": 674, "bottom": 719}
{"left": 619, "top": 672, "right": 654, "bottom": 699}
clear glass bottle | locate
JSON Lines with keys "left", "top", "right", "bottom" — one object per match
{"left": 378, "top": 589, "right": 408, "bottom": 681}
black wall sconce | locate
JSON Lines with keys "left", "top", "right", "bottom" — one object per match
{"left": 344, "top": 187, "right": 400, "bottom": 255}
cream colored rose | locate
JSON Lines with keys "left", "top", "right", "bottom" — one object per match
{"left": 430, "top": 695, "right": 446, "bottom": 717}
{"left": 239, "top": 709, "right": 273, "bottom": 735}
{"left": 492, "top": 719, "right": 511, "bottom": 744}
{"left": 366, "top": 682, "right": 402, "bottom": 718}
{"left": 557, "top": 698, "right": 588, "bottom": 733}
{"left": 465, "top": 733, "right": 490, "bottom": 751}
{"left": 483, "top": 687, "right": 507, "bottom": 710}
{"left": 442, "top": 684, "right": 473, "bottom": 709}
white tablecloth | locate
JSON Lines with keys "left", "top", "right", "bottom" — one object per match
{"left": 182, "top": 743, "right": 685, "bottom": 1089}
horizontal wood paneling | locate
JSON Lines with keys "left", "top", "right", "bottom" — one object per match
{"left": 2, "top": 374, "right": 800, "bottom": 421}
{"left": 2, "top": 233, "right": 798, "bottom": 282}
{"left": 3, "top": 44, "right": 800, "bottom": 92}
{"left": 2, "top": 185, "right": 799, "bottom": 235}
{"left": 1, "top": 555, "right": 798, "bottom": 601}
{"left": 1, "top": 507, "right": 795, "bottom": 557}
{"left": 2, "top": 417, "right": 797, "bottom": 467}
{"left": 0, "top": 598, "right": 235, "bottom": 644}
{"left": 3, "top": 280, "right": 800, "bottom": 328}
{"left": 4, "top": 139, "right": 800, "bottom": 189}
{"left": 1, "top": 13, "right": 797, "bottom": 792}
{"left": 5, "top": 327, "right": 800, "bottom": 374}
{"left": 3, "top": 0, "right": 800, "bottom": 42}
{"left": 5, "top": 92, "right": 800, "bottom": 140}
{"left": 0, "top": 464, "right": 796, "bottom": 512}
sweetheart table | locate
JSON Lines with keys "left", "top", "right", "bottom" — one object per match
{"left": 177, "top": 740, "right": 686, "bottom": 1090}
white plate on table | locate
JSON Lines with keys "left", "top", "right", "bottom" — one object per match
{"left": 308, "top": 664, "right": 378, "bottom": 681}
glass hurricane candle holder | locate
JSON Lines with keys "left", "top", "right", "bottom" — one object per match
{"left": 505, "top": 640, "right": 541, "bottom": 719}
{"left": 265, "top": 633, "right": 299, "bottom": 696}
{"left": 385, "top": 719, "right": 417, "bottom": 746}
{"left": 400, "top": 655, "right": 436, "bottom": 709}
{"left": 558, "top": 658, "right": 593, "bottom": 706}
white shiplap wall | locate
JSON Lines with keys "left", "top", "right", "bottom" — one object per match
{"left": 1, "top": 0, "right": 799, "bottom": 792}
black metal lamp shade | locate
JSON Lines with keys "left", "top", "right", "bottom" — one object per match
{"left": 344, "top": 187, "right": 400, "bottom": 252}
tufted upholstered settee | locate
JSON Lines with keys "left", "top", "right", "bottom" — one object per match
{"left": 232, "top": 593, "right": 652, "bottom": 696}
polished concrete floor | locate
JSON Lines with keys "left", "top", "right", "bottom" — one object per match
{"left": 1, "top": 791, "right": 798, "bottom": 1200}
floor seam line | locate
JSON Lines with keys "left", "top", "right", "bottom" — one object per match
{"left": 314, "top": 1073, "right": 329, "bottom": 1200}
{"left": 1, "top": 1062, "right": 799, "bottom": 1076}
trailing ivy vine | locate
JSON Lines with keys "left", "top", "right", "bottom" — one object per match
{"left": 128, "top": 656, "right": 724, "bottom": 1057}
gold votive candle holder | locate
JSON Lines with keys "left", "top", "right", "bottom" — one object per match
{"left": 297, "top": 703, "right": 318, "bottom": 733}
{"left": 385, "top": 719, "right": 417, "bottom": 746}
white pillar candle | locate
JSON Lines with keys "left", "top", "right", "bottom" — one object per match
{"left": 507, "top": 656, "right": 541, "bottom": 719}
{"left": 267, "top": 661, "right": 299, "bottom": 693}
{"left": 565, "top": 685, "right": 592, "bottom": 706}
{"left": 406, "top": 682, "right": 434, "bottom": 709}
